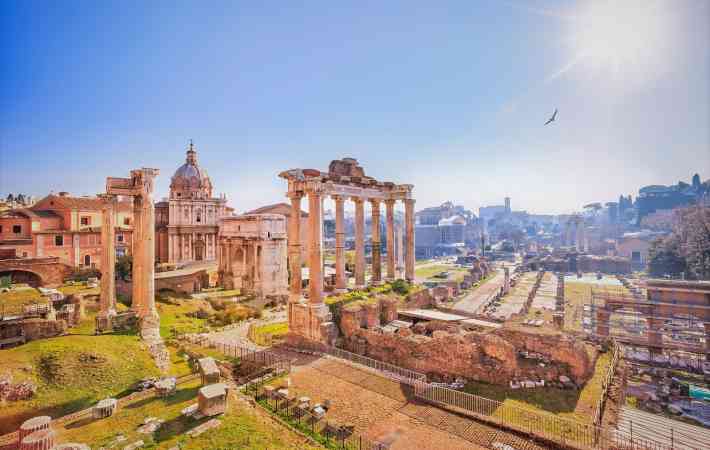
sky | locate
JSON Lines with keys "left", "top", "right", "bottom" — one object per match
{"left": 1, "top": 0, "right": 709, "bottom": 215}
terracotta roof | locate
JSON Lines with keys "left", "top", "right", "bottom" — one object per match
{"left": 246, "top": 203, "right": 308, "bottom": 218}
{"left": 32, "top": 194, "right": 103, "bottom": 211}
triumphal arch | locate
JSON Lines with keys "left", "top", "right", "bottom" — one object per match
{"left": 279, "top": 158, "right": 415, "bottom": 345}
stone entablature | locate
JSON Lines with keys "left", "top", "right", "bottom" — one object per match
{"left": 280, "top": 158, "right": 416, "bottom": 346}
{"left": 217, "top": 214, "right": 288, "bottom": 298}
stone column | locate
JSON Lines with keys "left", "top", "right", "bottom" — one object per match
{"left": 385, "top": 199, "right": 395, "bottom": 280}
{"left": 287, "top": 192, "right": 303, "bottom": 301}
{"left": 135, "top": 193, "right": 159, "bottom": 324}
{"left": 99, "top": 195, "right": 117, "bottom": 319}
{"left": 307, "top": 188, "right": 323, "bottom": 304}
{"left": 370, "top": 199, "right": 382, "bottom": 284}
{"left": 353, "top": 197, "right": 366, "bottom": 288}
{"left": 132, "top": 195, "right": 143, "bottom": 316}
{"left": 404, "top": 199, "right": 416, "bottom": 282}
{"left": 333, "top": 195, "right": 347, "bottom": 291}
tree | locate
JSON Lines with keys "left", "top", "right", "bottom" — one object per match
{"left": 648, "top": 206, "right": 710, "bottom": 280}
{"left": 676, "top": 207, "right": 710, "bottom": 279}
{"left": 116, "top": 254, "right": 133, "bottom": 281}
{"left": 648, "top": 236, "right": 687, "bottom": 278}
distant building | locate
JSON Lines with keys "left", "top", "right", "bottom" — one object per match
{"left": 415, "top": 202, "right": 479, "bottom": 258}
{"left": 245, "top": 202, "right": 310, "bottom": 260}
{"left": 615, "top": 231, "right": 664, "bottom": 270}
{"left": 155, "top": 143, "right": 229, "bottom": 264}
{"left": 0, "top": 192, "right": 134, "bottom": 268}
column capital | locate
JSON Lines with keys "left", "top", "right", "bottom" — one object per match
{"left": 404, "top": 198, "right": 416, "bottom": 207}
{"left": 384, "top": 198, "right": 396, "bottom": 207}
{"left": 331, "top": 194, "right": 346, "bottom": 203}
{"left": 351, "top": 196, "right": 365, "bottom": 205}
{"left": 287, "top": 190, "right": 304, "bottom": 200}
{"left": 369, "top": 198, "right": 381, "bottom": 208}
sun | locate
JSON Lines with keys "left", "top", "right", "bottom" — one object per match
{"left": 564, "top": 0, "right": 676, "bottom": 86}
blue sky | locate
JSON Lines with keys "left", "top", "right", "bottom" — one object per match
{"left": 1, "top": 0, "right": 708, "bottom": 214}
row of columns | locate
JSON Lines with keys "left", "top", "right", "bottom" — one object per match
{"left": 288, "top": 188, "right": 415, "bottom": 305}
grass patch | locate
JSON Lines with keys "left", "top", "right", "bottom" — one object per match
{"left": 58, "top": 283, "right": 100, "bottom": 296}
{"left": 0, "top": 286, "right": 45, "bottom": 310}
{"left": 254, "top": 322, "right": 289, "bottom": 337}
{"left": 0, "top": 334, "right": 162, "bottom": 434}
{"left": 415, "top": 264, "right": 469, "bottom": 281}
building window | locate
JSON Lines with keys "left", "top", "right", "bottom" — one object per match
{"left": 84, "top": 255, "right": 91, "bottom": 266}
{"left": 13, "top": 225, "right": 21, "bottom": 234}
{"left": 80, "top": 216, "right": 91, "bottom": 226}
{"left": 124, "top": 217, "right": 131, "bottom": 226}
{"left": 0, "top": 225, "right": 3, "bottom": 233}
{"left": 196, "top": 213, "right": 201, "bottom": 223}
{"left": 55, "top": 235, "right": 64, "bottom": 246}
{"left": 22, "top": 252, "right": 28, "bottom": 257}
{"left": 117, "top": 234, "right": 124, "bottom": 243}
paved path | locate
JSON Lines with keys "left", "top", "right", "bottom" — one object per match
{"left": 452, "top": 269, "right": 504, "bottom": 314}
{"left": 200, "top": 308, "right": 287, "bottom": 351}
{"left": 617, "top": 406, "right": 710, "bottom": 450}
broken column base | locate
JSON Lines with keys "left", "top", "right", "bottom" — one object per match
{"left": 139, "top": 313, "right": 170, "bottom": 373}
{"left": 95, "top": 309, "right": 117, "bottom": 334}
{"left": 287, "top": 301, "right": 338, "bottom": 347}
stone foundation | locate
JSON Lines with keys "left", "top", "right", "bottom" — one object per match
{"left": 288, "top": 301, "right": 338, "bottom": 346}
{"left": 342, "top": 321, "right": 596, "bottom": 386}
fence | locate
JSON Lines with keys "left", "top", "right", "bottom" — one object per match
{"left": 413, "top": 381, "right": 681, "bottom": 450}
{"left": 289, "top": 342, "right": 426, "bottom": 385}
{"left": 243, "top": 376, "right": 386, "bottom": 450}
{"left": 179, "top": 333, "right": 291, "bottom": 380}
{"left": 593, "top": 340, "right": 621, "bottom": 426}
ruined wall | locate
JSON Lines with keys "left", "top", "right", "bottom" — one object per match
{"left": 402, "top": 289, "right": 434, "bottom": 310}
{"left": 343, "top": 325, "right": 596, "bottom": 386}
{"left": 22, "top": 318, "right": 67, "bottom": 341}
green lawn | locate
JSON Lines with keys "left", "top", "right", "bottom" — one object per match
{"left": 56, "top": 379, "right": 321, "bottom": 450}
{"left": 254, "top": 322, "right": 289, "bottom": 336}
{"left": 0, "top": 286, "right": 45, "bottom": 311}
{"left": 414, "top": 264, "right": 468, "bottom": 281}
{"left": 0, "top": 334, "right": 163, "bottom": 434}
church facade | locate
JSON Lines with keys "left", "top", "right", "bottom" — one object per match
{"left": 155, "top": 143, "right": 229, "bottom": 264}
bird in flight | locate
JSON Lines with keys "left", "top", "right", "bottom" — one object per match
{"left": 545, "top": 108, "right": 558, "bottom": 125}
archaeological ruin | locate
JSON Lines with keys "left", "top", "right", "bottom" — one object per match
{"left": 217, "top": 213, "right": 289, "bottom": 300}
{"left": 279, "top": 158, "right": 415, "bottom": 346}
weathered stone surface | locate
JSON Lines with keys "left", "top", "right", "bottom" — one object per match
{"left": 343, "top": 324, "right": 596, "bottom": 385}
{"left": 22, "top": 318, "right": 66, "bottom": 341}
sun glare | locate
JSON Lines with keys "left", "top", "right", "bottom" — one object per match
{"left": 567, "top": 0, "right": 675, "bottom": 86}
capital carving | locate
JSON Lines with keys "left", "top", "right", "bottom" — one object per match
{"left": 384, "top": 199, "right": 396, "bottom": 208}
{"left": 287, "top": 190, "right": 304, "bottom": 200}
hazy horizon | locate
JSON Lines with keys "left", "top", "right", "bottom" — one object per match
{"left": 2, "top": 0, "right": 708, "bottom": 216}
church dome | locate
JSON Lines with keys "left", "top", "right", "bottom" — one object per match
{"left": 170, "top": 142, "right": 213, "bottom": 198}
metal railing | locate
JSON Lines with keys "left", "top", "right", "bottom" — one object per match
{"left": 593, "top": 341, "right": 621, "bottom": 426}
{"left": 288, "top": 342, "right": 426, "bottom": 385}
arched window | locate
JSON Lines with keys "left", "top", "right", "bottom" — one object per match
{"left": 84, "top": 254, "right": 91, "bottom": 266}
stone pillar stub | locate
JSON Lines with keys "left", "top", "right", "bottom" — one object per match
{"left": 370, "top": 199, "right": 382, "bottom": 284}
{"left": 404, "top": 198, "right": 415, "bottom": 282}
{"left": 385, "top": 199, "right": 395, "bottom": 280}
{"left": 333, "top": 195, "right": 347, "bottom": 292}
{"left": 353, "top": 197, "right": 366, "bottom": 289}
{"left": 307, "top": 188, "right": 323, "bottom": 304}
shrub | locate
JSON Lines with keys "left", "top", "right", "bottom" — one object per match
{"left": 391, "top": 279, "right": 411, "bottom": 295}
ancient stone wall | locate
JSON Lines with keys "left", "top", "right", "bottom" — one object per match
{"left": 401, "top": 289, "right": 434, "bottom": 310}
{"left": 21, "top": 318, "right": 67, "bottom": 341}
{"left": 343, "top": 325, "right": 596, "bottom": 386}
